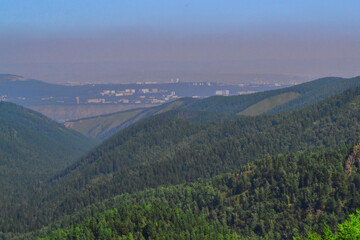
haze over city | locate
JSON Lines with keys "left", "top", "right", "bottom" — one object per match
{"left": 1, "top": 0, "right": 360, "bottom": 84}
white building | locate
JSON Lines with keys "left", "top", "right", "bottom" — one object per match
{"left": 87, "top": 98, "right": 105, "bottom": 103}
{"left": 215, "top": 90, "right": 230, "bottom": 96}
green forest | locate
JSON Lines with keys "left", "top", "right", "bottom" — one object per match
{"left": 21, "top": 141, "right": 360, "bottom": 239}
{"left": 0, "top": 102, "right": 96, "bottom": 237}
{"left": 17, "top": 85, "right": 360, "bottom": 234}
{"left": 2, "top": 79, "right": 360, "bottom": 239}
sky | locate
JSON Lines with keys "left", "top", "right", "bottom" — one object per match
{"left": 1, "top": 0, "right": 360, "bottom": 84}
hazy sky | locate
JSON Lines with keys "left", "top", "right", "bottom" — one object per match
{"left": 1, "top": 0, "right": 360, "bottom": 84}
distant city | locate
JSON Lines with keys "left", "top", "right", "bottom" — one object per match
{"left": 0, "top": 74, "right": 294, "bottom": 121}
{"left": 0, "top": 75, "right": 290, "bottom": 107}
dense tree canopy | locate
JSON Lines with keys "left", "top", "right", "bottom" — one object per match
{"left": 0, "top": 102, "right": 95, "bottom": 237}
{"left": 3, "top": 86, "right": 360, "bottom": 236}
{"left": 3, "top": 81, "right": 360, "bottom": 239}
{"left": 21, "top": 141, "right": 360, "bottom": 240}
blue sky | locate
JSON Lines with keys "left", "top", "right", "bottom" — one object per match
{"left": 1, "top": 1, "right": 359, "bottom": 83}
{"left": 2, "top": 0, "right": 359, "bottom": 35}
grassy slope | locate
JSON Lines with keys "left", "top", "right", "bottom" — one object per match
{"left": 239, "top": 91, "right": 300, "bottom": 116}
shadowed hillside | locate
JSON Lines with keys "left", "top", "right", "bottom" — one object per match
{"left": 0, "top": 101, "right": 96, "bottom": 235}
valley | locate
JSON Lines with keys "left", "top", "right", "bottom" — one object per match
{"left": 2, "top": 75, "right": 360, "bottom": 239}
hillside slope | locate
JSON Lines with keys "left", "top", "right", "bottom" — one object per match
{"left": 27, "top": 141, "right": 360, "bottom": 240}
{"left": 0, "top": 102, "right": 96, "bottom": 179}
{"left": 185, "top": 76, "right": 360, "bottom": 114}
{"left": 64, "top": 98, "right": 197, "bottom": 140}
{"left": 0, "top": 101, "right": 96, "bottom": 234}
{"left": 5, "top": 85, "right": 360, "bottom": 234}
{"left": 65, "top": 76, "right": 360, "bottom": 140}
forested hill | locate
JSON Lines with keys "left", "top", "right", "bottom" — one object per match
{"left": 0, "top": 101, "right": 96, "bottom": 235}
{"left": 28, "top": 141, "right": 360, "bottom": 239}
{"left": 0, "top": 101, "right": 96, "bottom": 173}
{"left": 5, "top": 85, "right": 360, "bottom": 235}
{"left": 183, "top": 76, "right": 360, "bottom": 115}
{"left": 65, "top": 76, "right": 360, "bottom": 140}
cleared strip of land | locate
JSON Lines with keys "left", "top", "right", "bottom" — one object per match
{"left": 239, "top": 92, "right": 300, "bottom": 116}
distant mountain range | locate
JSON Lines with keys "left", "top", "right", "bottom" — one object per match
{"left": 65, "top": 76, "right": 360, "bottom": 140}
